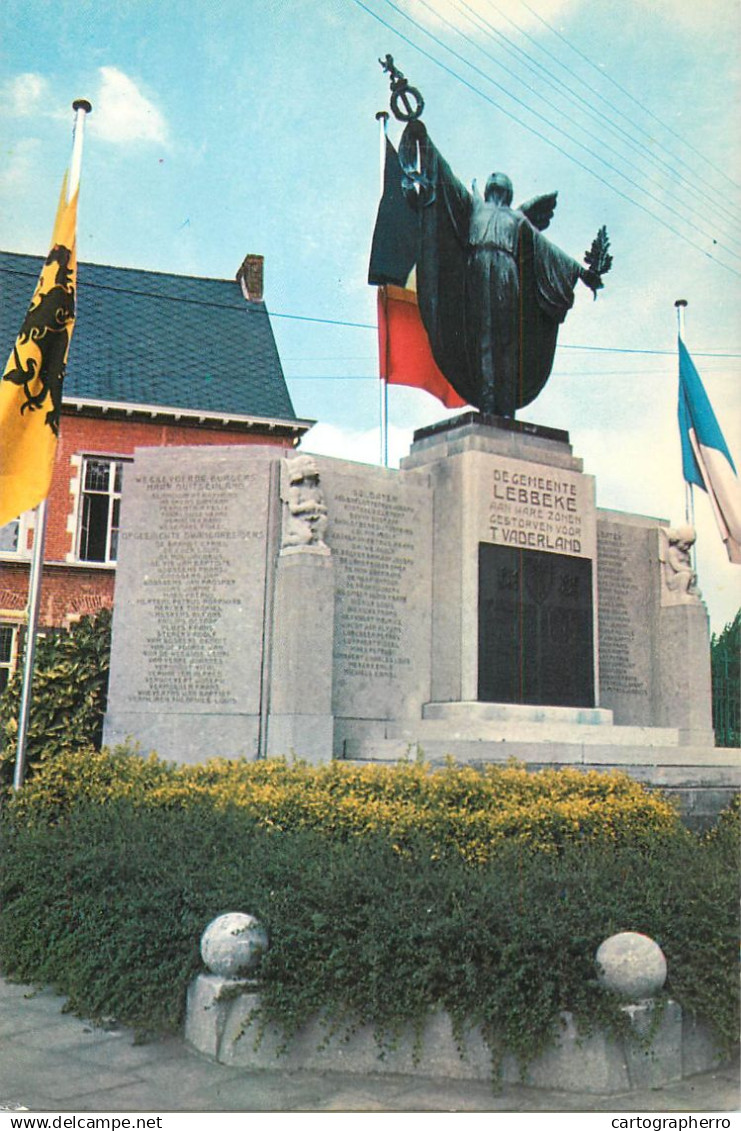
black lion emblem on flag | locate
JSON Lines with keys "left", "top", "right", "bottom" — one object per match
{"left": 2, "top": 244, "right": 75, "bottom": 436}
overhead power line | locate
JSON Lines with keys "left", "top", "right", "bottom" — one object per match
{"left": 485, "top": 0, "right": 741, "bottom": 208}
{"left": 3, "top": 263, "right": 740, "bottom": 357}
{"left": 450, "top": 0, "right": 741, "bottom": 232}
{"left": 384, "top": 0, "right": 741, "bottom": 268}
{"left": 414, "top": 0, "right": 741, "bottom": 258}
{"left": 351, "top": 0, "right": 741, "bottom": 277}
{"left": 284, "top": 367, "right": 739, "bottom": 379}
{"left": 518, "top": 0, "right": 741, "bottom": 195}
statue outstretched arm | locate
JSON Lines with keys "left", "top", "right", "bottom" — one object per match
{"left": 579, "top": 265, "right": 603, "bottom": 294}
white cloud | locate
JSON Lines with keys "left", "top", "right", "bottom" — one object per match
{"left": 299, "top": 421, "right": 414, "bottom": 468}
{"left": 4, "top": 73, "right": 51, "bottom": 116}
{"left": 91, "top": 67, "right": 169, "bottom": 146}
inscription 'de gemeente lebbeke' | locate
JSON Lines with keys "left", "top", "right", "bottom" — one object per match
{"left": 489, "top": 466, "right": 583, "bottom": 555}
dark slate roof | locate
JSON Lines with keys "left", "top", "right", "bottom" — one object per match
{"left": 0, "top": 250, "right": 298, "bottom": 421}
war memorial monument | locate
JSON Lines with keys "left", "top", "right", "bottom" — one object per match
{"left": 104, "top": 64, "right": 737, "bottom": 826}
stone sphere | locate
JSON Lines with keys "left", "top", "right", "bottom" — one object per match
{"left": 200, "top": 913, "right": 268, "bottom": 979}
{"left": 596, "top": 931, "right": 667, "bottom": 1001}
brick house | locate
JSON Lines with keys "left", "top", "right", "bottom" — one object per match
{"left": 0, "top": 251, "right": 312, "bottom": 688}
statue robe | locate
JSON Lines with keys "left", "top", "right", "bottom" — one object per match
{"left": 400, "top": 123, "right": 582, "bottom": 416}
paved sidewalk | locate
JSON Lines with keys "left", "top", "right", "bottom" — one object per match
{"left": 1, "top": 977, "right": 738, "bottom": 1113}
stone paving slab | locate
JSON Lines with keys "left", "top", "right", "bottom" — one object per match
{"left": 0, "top": 976, "right": 738, "bottom": 1113}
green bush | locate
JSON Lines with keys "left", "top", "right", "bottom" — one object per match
{"left": 0, "top": 787, "right": 737, "bottom": 1072}
{"left": 8, "top": 744, "right": 682, "bottom": 861}
{"left": 0, "top": 610, "right": 111, "bottom": 792}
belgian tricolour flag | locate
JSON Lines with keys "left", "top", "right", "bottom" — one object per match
{"left": 0, "top": 175, "right": 78, "bottom": 527}
{"left": 368, "top": 136, "right": 466, "bottom": 411}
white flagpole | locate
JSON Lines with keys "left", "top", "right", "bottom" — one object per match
{"left": 12, "top": 99, "right": 91, "bottom": 792}
{"left": 674, "top": 298, "right": 697, "bottom": 568}
{"left": 377, "top": 111, "right": 389, "bottom": 469}
{"left": 69, "top": 100, "right": 92, "bottom": 199}
{"left": 13, "top": 500, "right": 49, "bottom": 790}
{"left": 380, "top": 345, "right": 389, "bottom": 468}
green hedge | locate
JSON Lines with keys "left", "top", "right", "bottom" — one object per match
{"left": 1, "top": 786, "right": 738, "bottom": 1074}
{"left": 0, "top": 610, "right": 111, "bottom": 791}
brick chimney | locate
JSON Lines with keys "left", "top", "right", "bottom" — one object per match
{"left": 236, "top": 254, "right": 264, "bottom": 303}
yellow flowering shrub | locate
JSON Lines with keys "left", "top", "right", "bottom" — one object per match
{"left": 9, "top": 746, "right": 681, "bottom": 861}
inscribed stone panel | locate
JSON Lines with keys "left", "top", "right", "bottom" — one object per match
{"left": 315, "top": 460, "right": 432, "bottom": 720}
{"left": 482, "top": 454, "right": 596, "bottom": 558}
{"left": 107, "top": 447, "right": 275, "bottom": 717}
{"left": 596, "top": 514, "right": 655, "bottom": 723}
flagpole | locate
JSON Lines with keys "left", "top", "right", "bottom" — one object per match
{"left": 377, "top": 111, "right": 390, "bottom": 468}
{"left": 675, "top": 300, "right": 691, "bottom": 523}
{"left": 13, "top": 501, "right": 49, "bottom": 790}
{"left": 12, "top": 100, "right": 91, "bottom": 792}
{"left": 69, "top": 100, "right": 92, "bottom": 197}
{"left": 674, "top": 298, "right": 697, "bottom": 567}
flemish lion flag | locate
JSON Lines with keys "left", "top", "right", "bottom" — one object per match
{"left": 0, "top": 175, "right": 78, "bottom": 526}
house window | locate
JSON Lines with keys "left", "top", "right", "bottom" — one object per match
{"left": 78, "top": 457, "right": 126, "bottom": 563}
{"left": 0, "top": 514, "right": 30, "bottom": 556}
{"left": 0, "top": 522, "right": 20, "bottom": 553}
{"left": 0, "top": 624, "right": 18, "bottom": 694}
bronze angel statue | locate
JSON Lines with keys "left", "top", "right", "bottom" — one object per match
{"left": 397, "top": 119, "right": 610, "bottom": 417}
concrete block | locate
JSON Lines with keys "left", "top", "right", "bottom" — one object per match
{"left": 622, "top": 1000, "right": 682, "bottom": 1090}
{"left": 682, "top": 1012, "right": 725, "bottom": 1077}
{"left": 187, "top": 979, "right": 706, "bottom": 1095}
{"left": 657, "top": 601, "right": 714, "bottom": 744}
{"left": 185, "top": 974, "right": 245, "bottom": 1060}
{"left": 505, "top": 1012, "right": 630, "bottom": 1094}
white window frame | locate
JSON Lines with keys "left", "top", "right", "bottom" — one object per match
{"left": 75, "top": 455, "right": 130, "bottom": 565}
{"left": 0, "top": 622, "right": 19, "bottom": 694}
{"left": 0, "top": 513, "right": 32, "bottom": 559}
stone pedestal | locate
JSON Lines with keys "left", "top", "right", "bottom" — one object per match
{"left": 401, "top": 413, "right": 598, "bottom": 708}
{"left": 267, "top": 548, "right": 335, "bottom": 763}
{"left": 657, "top": 602, "right": 715, "bottom": 745}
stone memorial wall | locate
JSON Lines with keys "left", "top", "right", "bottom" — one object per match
{"left": 318, "top": 462, "right": 432, "bottom": 725}
{"left": 105, "top": 446, "right": 280, "bottom": 760}
{"left": 103, "top": 417, "right": 717, "bottom": 766}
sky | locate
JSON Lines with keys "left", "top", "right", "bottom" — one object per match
{"left": 1, "top": 0, "right": 739, "bottom": 632}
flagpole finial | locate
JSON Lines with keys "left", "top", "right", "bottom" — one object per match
{"left": 72, "top": 99, "right": 92, "bottom": 114}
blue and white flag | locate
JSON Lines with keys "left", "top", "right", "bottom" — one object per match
{"left": 678, "top": 337, "right": 741, "bottom": 563}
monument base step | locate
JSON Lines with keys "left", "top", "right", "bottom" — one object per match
{"left": 342, "top": 737, "right": 740, "bottom": 771}
{"left": 341, "top": 740, "right": 740, "bottom": 828}
{"left": 423, "top": 701, "right": 615, "bottom": 725}
{"left": 388, "top": 718, "right": 680, "bottom": 747}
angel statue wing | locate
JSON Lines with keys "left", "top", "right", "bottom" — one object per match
{"left": 518, "top": 191, "right": 558, "bottom": 231}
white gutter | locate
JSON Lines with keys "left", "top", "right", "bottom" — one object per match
{"left": 62, "top": 395, "right": 314, "bottom": 435}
